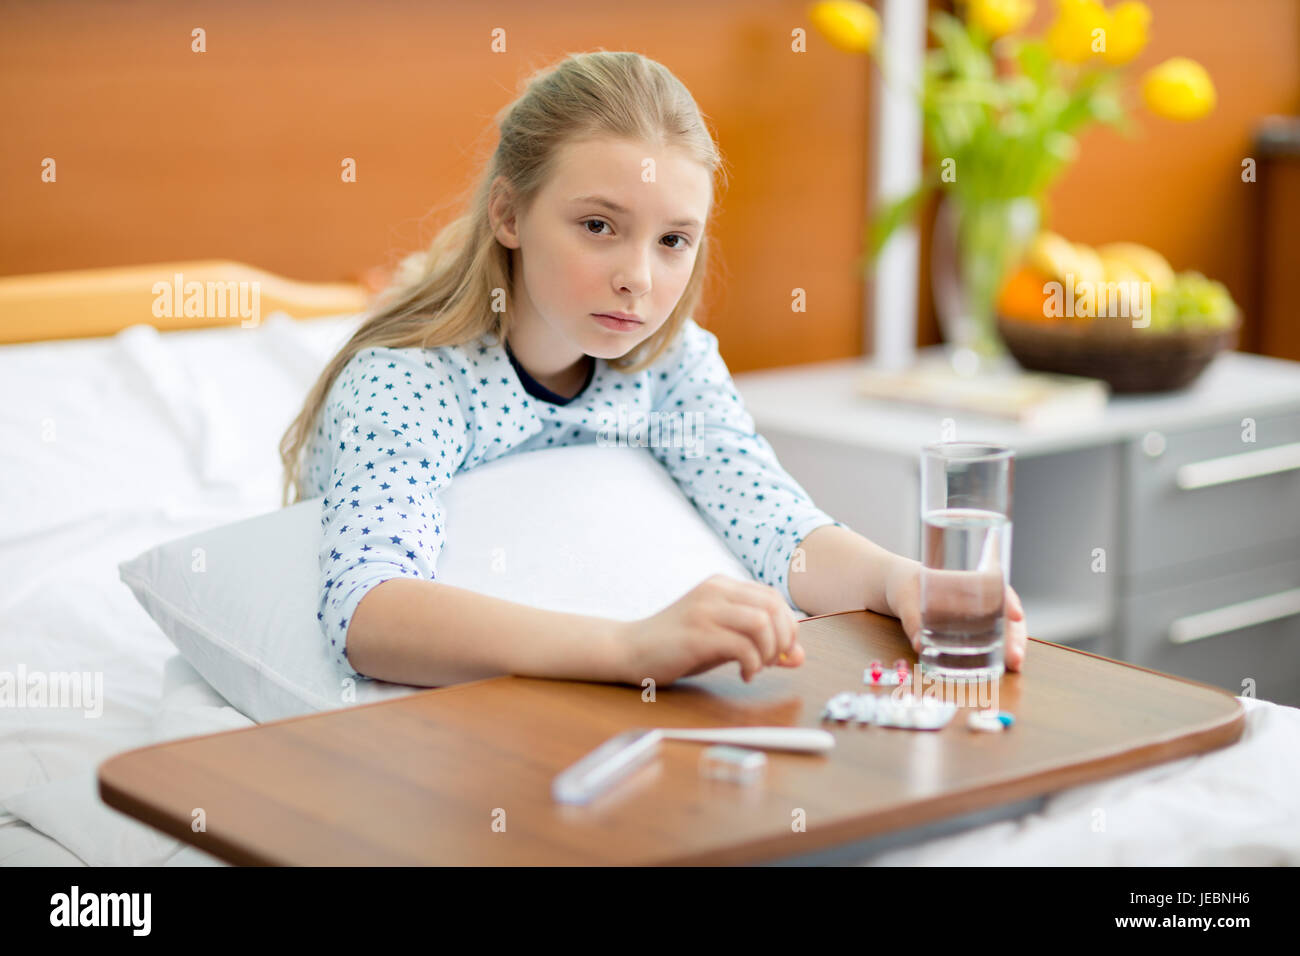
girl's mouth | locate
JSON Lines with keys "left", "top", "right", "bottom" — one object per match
{"left": 592, "top": 313, "right": 643, "bottom": 332}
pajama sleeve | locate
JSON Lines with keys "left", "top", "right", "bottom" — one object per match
{"left": 648, "top": 320, "right": 847, "bottom": 615}
{"left": 317, "top": 347, "right": 468, "bottom": 680}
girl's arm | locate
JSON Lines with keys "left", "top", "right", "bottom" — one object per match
{"left": 787, "top": 523, "right": 919, "bottom": 619}
{"left": 315, "top": 347, "right": 468, "bottom": 682}
{"left": 642, "top": 320, "right": 851, "bottom": 614}
{"left": 346, "top": 577, "right": 630, "bottom": 687}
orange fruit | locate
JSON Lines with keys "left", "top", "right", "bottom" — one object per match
{"left": 997, "top": 265, "right": 1056, "bottom": 324}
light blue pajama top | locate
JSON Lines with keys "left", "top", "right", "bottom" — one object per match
{"left": 301, "top": 317, "right": 845, "bottom": 679}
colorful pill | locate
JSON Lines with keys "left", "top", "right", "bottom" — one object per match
{"left": 967, "top": 709, "right": 1015, "bottom": 732}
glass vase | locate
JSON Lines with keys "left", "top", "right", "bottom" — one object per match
{"left": 931, "top": 194, "right": 1041, "bottom": 376}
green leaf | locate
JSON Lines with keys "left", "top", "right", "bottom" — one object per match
{"left": 1089, "top": 89, "right": 1124, "bottom": 125}
{"left": 866, "top": 184, "right": 929, "bottom": 262}
{"left": 929, "top": 11, "right": 993, "bottom": 82}
{"left": 1014, "top": 39, "right": 1052, "bottom": 88}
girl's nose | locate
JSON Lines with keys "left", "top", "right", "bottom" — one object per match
{"left": 614, "top": 252, "right": 652, "bottom": 296}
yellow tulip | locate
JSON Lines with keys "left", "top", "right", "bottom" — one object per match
{"left": 1048, "top": 0, "right": 1151, "bottom": 67}
{"left": 968, "top": 0, "right": 1035, "bottom": 38}
{"left": 809, "top": 0, "right": 880, "bottom": 55}
{"left": 1045, "top": 0, "right": 1128, "bottom": 65}
{"left": 1142, "top": 57, "right": 1216, "bottom": 120}
{"left": 1102, "top": 1, "right": 1151, "bottom": 65}
{"left": 1046, "top": 0, "right": 1110, "bottom": 64}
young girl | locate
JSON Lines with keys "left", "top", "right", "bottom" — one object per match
{"left": 279, "top": 51, "right": 1027, "bottom": 689}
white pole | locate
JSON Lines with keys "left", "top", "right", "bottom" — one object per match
{"left": 869, "top": 0, "right": 927, "bottom": 369}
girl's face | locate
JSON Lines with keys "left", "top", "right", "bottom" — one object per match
{"left": 492, "top": 135, "right": 713, "bottom": 366}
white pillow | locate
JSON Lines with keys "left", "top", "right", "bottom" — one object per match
{"left": 118, "top": 444, "right": 754, "bottom": 723}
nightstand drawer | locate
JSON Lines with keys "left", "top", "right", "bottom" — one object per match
{"left": 1124, "top": 410, "right": 1300, "bottom": 580}
{"left": 1120, "top": 556, "right": 1300, "bottom": 706}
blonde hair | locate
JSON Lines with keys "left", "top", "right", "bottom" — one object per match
{"left": 278, "top": 50, "right": 729, "bottom": 506}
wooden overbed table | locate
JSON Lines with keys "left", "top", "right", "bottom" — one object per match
{"left": 98, "top": 609, "right": 1245, "bottom": 865}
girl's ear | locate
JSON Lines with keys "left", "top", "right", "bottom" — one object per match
{"left": 488, "top": 176, "right": 522, "bottom": 250}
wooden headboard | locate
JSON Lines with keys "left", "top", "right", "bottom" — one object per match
{"left": 0, "top": 261, "right": 370, "bottom": 345}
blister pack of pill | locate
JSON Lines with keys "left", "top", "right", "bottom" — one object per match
{"left": 864, "top": 658, "right": 911, "bottom": 686}
{"left": 820, "top": 691, "right": 958, "bottom": 730}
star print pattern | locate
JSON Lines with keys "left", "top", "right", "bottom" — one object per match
{"left": 301, "top": 318, "right": 845, "bottom": 680}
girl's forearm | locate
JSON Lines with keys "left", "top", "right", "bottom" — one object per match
{"left": 345, "top": 577, "right": 630, "bottom": 686}
{"left": 787, "top": 524, "right": 919, "bottom": 618}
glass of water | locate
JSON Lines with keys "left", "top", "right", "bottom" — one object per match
{"left": 918, "top": 441, "right": 1014, "bottom": 680}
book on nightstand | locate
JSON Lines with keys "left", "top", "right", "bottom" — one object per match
{"left": 855, "top": 356, "right": 1110, "bottom": 429}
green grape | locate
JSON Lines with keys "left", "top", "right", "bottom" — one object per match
{"left": 1169, "top": 271, "right": 1237, "bottom": 330}
{"left": 1147, "top": 290, "right": 1176, "bottom": 331}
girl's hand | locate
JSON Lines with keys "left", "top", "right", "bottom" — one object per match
{"left": 618, "top": 575, "right": 805, "bottom": 686}
{"left": 885, "top": 559, "right": 1028, "bottom": 672}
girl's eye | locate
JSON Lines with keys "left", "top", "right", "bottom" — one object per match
{"left": 581, "top": 219, "right": 692, "bottom": 250}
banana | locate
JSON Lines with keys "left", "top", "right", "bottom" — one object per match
{"left": 1027, "top": 231, "right": 1079, "bottom": 281}
{"left": 1097, "top": 255, "right": 1146, "bottom": 320}
{"left": 1099, "top": 255, "right": 1143, "bottom": 284}
{"left": 1022, "top": 232, "right": 1172, "bottom": 324}
{"left": 1096, "top": 242, "right": 1175, "bottom": 294}
{"left": 1071, "top": 243, "right": 1107, "bottom": 290}
{"left": 1026, "top": 232, "right": 1108, "bottom": 290}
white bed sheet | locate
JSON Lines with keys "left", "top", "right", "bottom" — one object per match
{"left": 0, "top": 311, "right": 359, "bottom": 866}
{"left": 1, "top": 312, "right": 1297, "bottom": 866}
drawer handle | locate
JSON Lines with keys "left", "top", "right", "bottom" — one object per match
{"left": 1174, "top": 441, "right": 1300, "bottom": 490}
{"left": 1168, "top": 587, "right": 1300, "bottom": 645}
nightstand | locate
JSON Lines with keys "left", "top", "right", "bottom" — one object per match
{"left": 734, "top": 346, "right": 1300, "bottom": 706}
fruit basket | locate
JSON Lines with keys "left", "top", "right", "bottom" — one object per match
{"left": 997, "top": 314, "right": 1239, "bottom": 393}
{"left": 995, "top": 235, "right": 1242, "bottom": 393}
